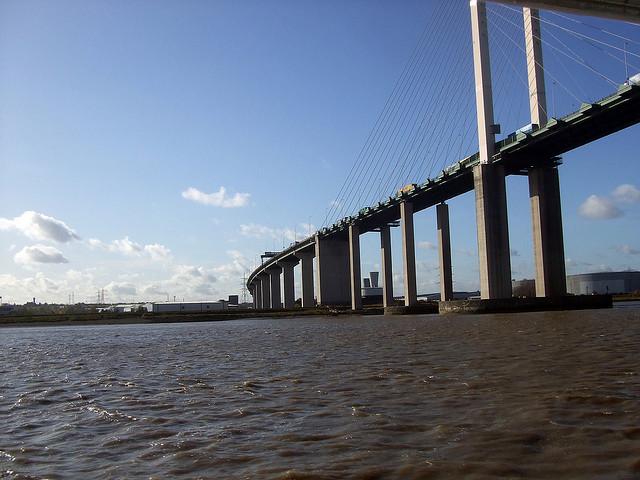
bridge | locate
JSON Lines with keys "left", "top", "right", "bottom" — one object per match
{"left": 246, "top": 0, "right": 640, "bottom": 311}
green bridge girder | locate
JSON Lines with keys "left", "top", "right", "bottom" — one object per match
{"left": 248, "top": 83, "right": 640, "bottom": 289}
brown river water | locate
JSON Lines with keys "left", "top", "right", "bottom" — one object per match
{"left": 1, "top": 307, "right": 639, "bottom": 479}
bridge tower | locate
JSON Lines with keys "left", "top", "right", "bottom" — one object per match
{"left": 470, "top": 0, "right": 512, "bottom": 299}
{"left": 524, "top": 7, "right": 567, "bottom": 297}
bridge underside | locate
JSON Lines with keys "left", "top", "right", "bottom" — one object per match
{"left": 492, "top": 0, "right": 640, "bottom": 23}
{"left": 247, "top": 85, "right": 640, "bottom": 306}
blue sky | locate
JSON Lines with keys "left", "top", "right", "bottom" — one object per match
{"left": 1, "top": 0, "right": 639, "bottom": 304}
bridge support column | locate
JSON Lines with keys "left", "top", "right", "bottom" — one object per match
{"left": 529, "top": 166, "right": 566, "bottom": 296}
{"left": 295, "top": 250, "right": 315, "bottom": 308}
{"left": 471, "top": 0, "right": 512, "bottom": 299}
{"left": 260, "top": 274, "right": 271, "bottom": 309}
{"left": 524, "top": 7, "right": 567, "bottom": 297}
{"left": 400, "top": 201, "right": 418, "bottom": 306}
{"left": 349, "top": 225, "right": 362, "bottom": 310}
{"left": 474, "top": 164, "right": 512, "bottom": 299}
{"left": 277, "top": 259, "right": 298, "bottom": 309}
{"left": 380, "top": 225, "right": 394, "bottom": 308}
{"left": 437, "top": 203, "right": 454, "bottom": 301}
{"left": 253, "top": 284, "right": 262, "bottom": 310}
{"left": 315, "top": 234, "right": 350, "bottom": 306}
{"left": 268, "top": 266, "right": 282, "bottom": 309}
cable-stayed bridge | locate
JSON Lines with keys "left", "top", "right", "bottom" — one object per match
{"left": 247, "top": 0, "right": 640, "bottom": 311}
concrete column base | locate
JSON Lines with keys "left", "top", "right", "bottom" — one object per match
{"left": 268, "top": 267, "right": 282, "bottom": 309}
{"left": 384, "top": 303, "right": 438, "bottom": 315}
{"left": 278, "top": 259, "right": 298, "bottom": 309}
{"left": 529, "top": 165, "right": 567, "bottom": 297}
{"left": 380, "top": 225, "right": 394, "bottom": 308}
{"left": 400, "top": 201, "right": 418, "bottom": 306}
{"left": 315, "top": 234, "right": 350, "bottom": 306}
{"left": 473, "top": 163, "right": 512, "bottom": 299}
{"left": 261, "top": 275, "right": 271, "bottom": 310}
{"left": 296, "top": 250, "right": 315, "bottom": 308}
{"left": 437, "top": 203, "right": 454, "bottom": 301}
{"left": 439, "top": 295, "right": 611, "bottom": 314}
{"left": 349, "top": 225, "right": 362, "bottom": 310}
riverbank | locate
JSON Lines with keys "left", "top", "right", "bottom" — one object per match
{"left": 0, "top": 306, "right": 387, "bottom": 328}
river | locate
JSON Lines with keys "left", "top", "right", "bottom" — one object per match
{"left": 1, "top": 308, "right": 639, "bottom": 479}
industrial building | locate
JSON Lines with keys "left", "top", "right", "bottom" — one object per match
{"left": 152, "top": 301, "right": 227, "bottom": 313}
{"left": 151, "top": 295, "right": 240, "bottom": 313}
{"left": 362, "top": 272, "right": 383, "bottom": 298}
{"left": 567, "top": 271, "right": 640, "bottom": 295}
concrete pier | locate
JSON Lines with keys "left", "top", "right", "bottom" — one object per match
{"left": 277, "top": 259, "right": 298, "bottom": 309}
{"left": 349, "top": 224, "right": 362, "bottom": 310}
{"left": 268, "top": 266, "right": 282, "bottom": 310}
{"left": 400, "top": 201, "right": 417, "bottom": 306}
{"left": 436, "top": 203, "right": 454, "bottom": 302}
{"left": 261, "top": 274, "right": 271, "bottom": 310}
{"left": 296, "top": 250, "right": 315, "bottom": 308}
{"left": 474, "top": 163, "right": 512, "bottom": 299}
{"left": 249, "top": 283, "right": 258, "bottom": 310}
{"left": 529, "top": 166, "right": 567, "bottom": 296}
{"left": 440, "top": 294, "right": 612, "bottom": 314}
{"left": 471, "top": 0, "right": 512, "bottom": 299}
{"left": 380, "top": 225, "right": 394, "bottom": 308}
{"left": 315, "top": 234, "right": 351, "bottom": 306}
{"left": 524, "top": 7, "right": 567, "bottom": 297}
{"left": 253, "top": 281, "right": 259, "bottom": 309}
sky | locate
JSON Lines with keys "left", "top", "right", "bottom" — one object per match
{"left": 1, "top": 0, "right": 639, "bottom": 304}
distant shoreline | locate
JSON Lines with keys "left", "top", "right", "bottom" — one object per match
{"left": 2, "top": 296, "right": 638, "bottom": 328}
{"left": 0, "top": 307, "right": 384, "bottom": 328}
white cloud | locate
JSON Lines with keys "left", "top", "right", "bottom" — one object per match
{"left": 418, "top": 241, "right": 436, "bottom": 250}
{"left": 182, "top": 186, "right": 250, "bottom": 208}
{"left": 0, "top": 272, "right": 62, "bottom": 299}
{"left": 88, "top": 236, "right": 171, "bottom": 260}
{"left": 612, "top": 184, "right": 640, "bottom": 204}
{"left": 143, "top": 244, "right": 171, "bottom": 260}
{"left": 579, "top": 195, "right": 622, "bottom": 220}
{"left": 106, "top": 281, "right": 137, "bottom": 298}
{"left": 14, "top": 245, "right": 69, "bottom": 265}
{"left": 166, "top": 265, "right": 218, "bottom": 297}
{"left": 111, "top": 237, "right": 143, "bottom": 255}
{"left": 213, "top": 250, "right": 250, "bottom": 280}
{"left": 0, "top": 211, "right": 80, "bottom": 243}
{"left": 617, "top": 245, "right": 640, "bottom": 255}
{"left": 88, "top": 238, "right": 105, "bottom": 248}
{"left": 239, "top": 223, "right": 316, "bottom": 242}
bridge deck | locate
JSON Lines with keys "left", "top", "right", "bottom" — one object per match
{"left": 248, "top": 84, "right": 640, "bottom": 287}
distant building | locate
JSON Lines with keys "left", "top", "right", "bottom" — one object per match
{"left": 567, "top": 271, "right": 640, "bottom": 295}
{"left": 362, "top": 271, "right": 383, "bottom": 299}
{"left": 98, "top": 304, "right": 148, "bottom": 313}
{"left": 152, "top": 301, "right": 227, "bottom": 313}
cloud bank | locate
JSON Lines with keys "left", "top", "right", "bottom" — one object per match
{"left": 240, "top": 223, "right": 316, "bottom": 242}
{"left": 88, "top": 237, "right": 171, "bottom": 260}
{"left": 612, "top": 184, "right": 640, "bottom": 204}
{"left": 182, "top": 186, "right": 250, "bottom": 208}
{"left": 0, "top": 211, "right": 80, "bottom": 243}
{"left": 578, "top": 195, "right": 622, "bottom": 220}
{"left": 14, "top": 245, "right": 69, "bottom": 265}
